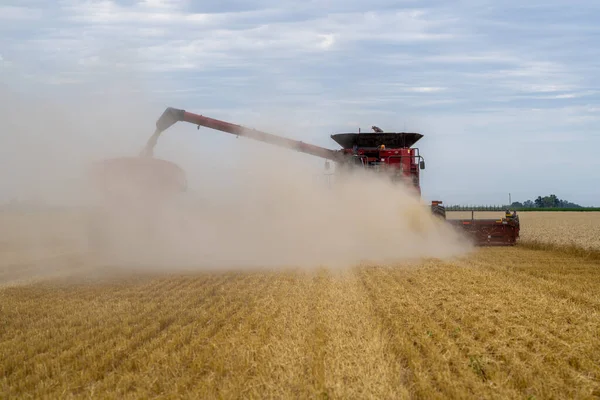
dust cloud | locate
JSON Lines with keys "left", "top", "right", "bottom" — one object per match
{"left": 85, "top": 143, "right": 474, "bottom": 272}
{"left": 0, "top": 84, "right": 473, "bottom": 278}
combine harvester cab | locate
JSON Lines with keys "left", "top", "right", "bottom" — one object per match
{"left": 447, "top": 210, "right": 520, "bottom": 246}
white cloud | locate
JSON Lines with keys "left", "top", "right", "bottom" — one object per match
{"left": 318, "top": 34, "right": 335, "bottom": 49}
{"left": 426, "top": 52, "right": 518, "bottom": 64}
{"left": 405, "top": 87, "right": 446, "bottom": 93}
{"left": 54, "top": 6, "right": 455, "bottom": 72}
{"left": 546, "top": 93, "right": 577, "bottom": 99}
{"left": 62, "top": 1, "right": 276, "bottom": 25}
{"left": 137, "top": 0, "right": 181, "bottom": 9}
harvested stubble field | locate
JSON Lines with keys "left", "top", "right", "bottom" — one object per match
{"left": 1, "top": 211, "right": 600, "bottom": 399}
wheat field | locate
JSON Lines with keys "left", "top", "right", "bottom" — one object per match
{"left": 1, "top": 211, "right": 600, "bottom": 399}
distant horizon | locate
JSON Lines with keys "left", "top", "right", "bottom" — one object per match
{"left": 1, "top": 192, "right": 596, "bottom": 210}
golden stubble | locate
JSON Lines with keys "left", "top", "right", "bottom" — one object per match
{"left": 1, "top": 247, "right": 599, "bottom": 399}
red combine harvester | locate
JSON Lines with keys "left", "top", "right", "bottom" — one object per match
{"left": 91, "top": 107, "right": 520, "bottom": 247}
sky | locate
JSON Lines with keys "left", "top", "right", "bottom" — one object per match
{"left": 1, "top": 0, "right": 599, "bottom": 206}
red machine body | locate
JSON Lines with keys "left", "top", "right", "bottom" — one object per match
{"left": 333, "top": 131, "right": 425, "bottom": 196}
{"left": 447, "top": 211, "right": 520, "bottom": 246}
{"left": 137, "top": 107, "right": 519, "bottom": 246}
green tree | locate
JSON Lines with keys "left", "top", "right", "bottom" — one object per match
{"left": 534, "top": 196, "right": 543, "bottom": 208}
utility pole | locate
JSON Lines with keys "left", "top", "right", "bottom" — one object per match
{"left": 509, "top": 193, "right": 512, "bottom": 205}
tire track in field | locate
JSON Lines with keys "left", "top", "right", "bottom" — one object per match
{"left": 302, "top": 269, "right": 328, "bottom": 397}
{"left": 241, "top": 271, "right": 319, "bottom": 399}
{"left": 357, "top": 265, "right": 439, "bottom": 398}
{"left": 198, "top": 271, "right": 317, "bottom": 399}
{"left": 319, "top": 268, "right": 410, "bottom": 399}
{"left": 182, "top": 273, "right": 300, "bottom": 398}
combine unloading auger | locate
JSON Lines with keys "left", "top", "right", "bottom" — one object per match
{"left": 89, "top": 107, "right": 520, "bottom": 248}
{"left": 141, "top": 107, "right": 344, "bottom": 162}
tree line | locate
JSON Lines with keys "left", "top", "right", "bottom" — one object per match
{"left": 510, "top": 194, "right": 582, "bottom": 209}
{"left": 446, "top": 194, "right": 595, "bottom": 211}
